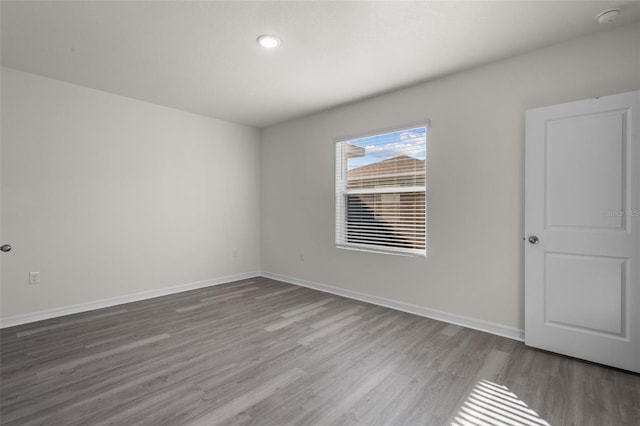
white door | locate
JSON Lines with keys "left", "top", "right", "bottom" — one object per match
{"left": 525, "top": 91, "right": 640, "bottom": 373}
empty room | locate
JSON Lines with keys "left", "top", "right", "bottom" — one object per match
{"left": 1, "top": 1, "right": 639, "bottom": 425}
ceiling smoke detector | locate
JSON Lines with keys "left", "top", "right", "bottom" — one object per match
{"left": 596, "top": 8, "right": 621, "bottom": 24}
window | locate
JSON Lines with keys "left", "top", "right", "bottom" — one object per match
{"left": 335, "top": 123, "right": 427, "bottom": 257}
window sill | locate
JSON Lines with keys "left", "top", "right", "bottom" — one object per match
{"left": 336, "top": 243, "right": 426, "bottom": 258}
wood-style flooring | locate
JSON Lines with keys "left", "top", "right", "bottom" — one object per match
{"left": 1, "top": 277, "right": 639, "bottom": 425}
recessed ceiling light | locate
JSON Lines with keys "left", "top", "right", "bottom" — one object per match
{"left": 257, "top": 35, "right": 281, "bottom": 49}
{"left": 596, "top": 8, "right": 621, "bottom": 24}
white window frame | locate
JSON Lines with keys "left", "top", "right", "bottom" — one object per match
{"left": 335, "top": 121, "right": 428, "bottom": 257}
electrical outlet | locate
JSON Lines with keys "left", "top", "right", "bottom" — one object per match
{"left": 232, "top": 249, "right": 238, "bottom": 258}
{"left": 299, "top": 253, "right": 305, "bottom": 262}
{"left": 29, "top": 272, "right": 40, "bottom": 285}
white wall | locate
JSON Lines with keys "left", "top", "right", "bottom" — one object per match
{"left": 1, "top": 68, "right": 261, "bottom": 320}
{"left": 260, "top": 23, "right": 640, "bottom": 332}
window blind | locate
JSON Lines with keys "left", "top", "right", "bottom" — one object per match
{"left": 336, "top": 124, "right": 427, "bottom": 256}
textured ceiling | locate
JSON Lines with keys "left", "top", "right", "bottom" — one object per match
{"left": 2, "top": 1, "right": 639, "bottom": 128}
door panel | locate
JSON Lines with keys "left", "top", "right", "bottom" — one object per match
{"left": 545, "top": 253, "right": 625, "bottom": 336}
{"left": 545, "top": 110, "right": 626, "bottom": 230}
{"left": 525, "top": 91, "right": 639, "bottom": 373}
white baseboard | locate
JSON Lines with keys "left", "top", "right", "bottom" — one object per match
{"left": 2, "top": 269, "right": 524, "bottom": 342}
{"left": 0, "top": 271, "right": 261, "bottom": 329}
{"left": 261, "top": 271, "right": 524, "bottom": 342}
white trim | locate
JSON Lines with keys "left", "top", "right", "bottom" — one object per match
{"left": 337, "top": 243, "right": 425, "bottom": 258}
{"left": 0, "top": 271, "right": 260, "bottom": 329}
{"left": 261, "top": 271, "right": 524, "bottom": 342}
{"left": 1, "top": 269, "right": 524, "bottom": 342}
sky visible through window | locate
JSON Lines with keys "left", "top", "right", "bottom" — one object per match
{"left": 347, "top": 126, "right": 426, "bottom": 170}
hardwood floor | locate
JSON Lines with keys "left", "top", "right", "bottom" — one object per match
{"left": 1, "top": 277, "right": 639, "bottom": 425}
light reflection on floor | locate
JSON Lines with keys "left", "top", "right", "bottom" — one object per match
{"left": 451, "top": 379, "right": 551, "bottom": 426}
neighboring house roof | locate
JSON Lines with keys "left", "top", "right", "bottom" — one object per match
{"left": 345, "top": 155, "right": 426, "bottom": 250}
{"left": 346, "top": 144, "right": 366, "bottom": 159}
{"left": 348, "top": 155, "right": 425, "bottom": 179}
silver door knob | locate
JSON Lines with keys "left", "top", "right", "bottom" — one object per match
{"left": 1, "top": 244, "right": 12, "bottom": 252}
{"left": 528, "top": 236, "right": 539, "bottom": 245}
